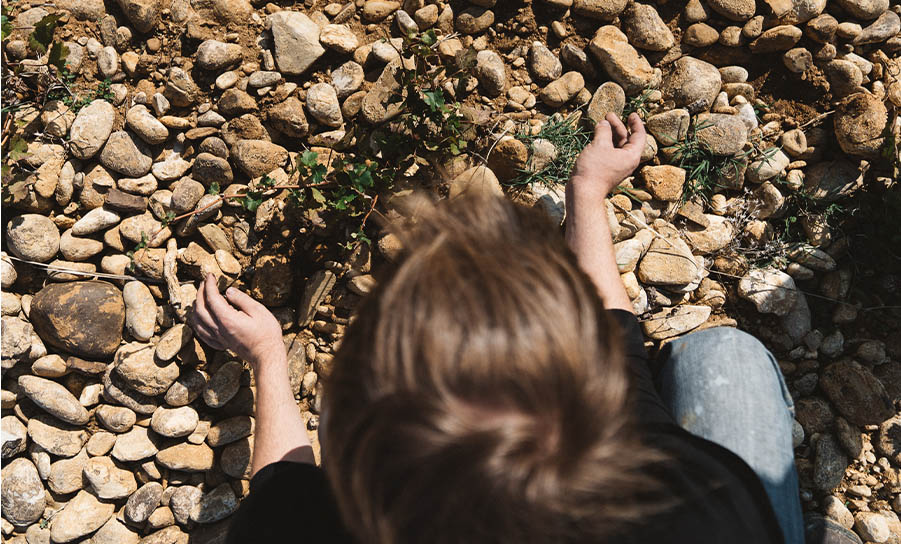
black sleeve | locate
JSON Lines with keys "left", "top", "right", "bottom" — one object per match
{"left": 226, "top": 461, "right": 353, "bottom": 544}
{"left": 606, "top": 310, "right": 675, "bottom": 426}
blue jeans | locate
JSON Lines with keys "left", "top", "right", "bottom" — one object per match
{"left": 656, "top": 327, "right": 805, "bottom": 544}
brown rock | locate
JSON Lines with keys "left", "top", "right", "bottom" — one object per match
{"left": 820, "top": 360, "right": 894, "bottom": 426}
{"left": 30, "top": 281, "right": 125, "bottom": 359}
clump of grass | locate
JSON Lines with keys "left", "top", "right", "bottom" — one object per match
{"left": 622, "top": 88, "right": 655, "bottom": 120}
{"left": 668, "top": 121, "right": 749, "bottom": 202}
{"left": 509, "top": 113, "right": 592, "bottom": 187}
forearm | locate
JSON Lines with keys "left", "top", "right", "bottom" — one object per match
{"left": 251, "top": 350, "right": 314, "bottom": 477}
{"left": 565, "top": 183, "right": 633, "bottom": 313}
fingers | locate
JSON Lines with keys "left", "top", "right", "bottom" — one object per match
{"left": 606, "top": 113, "right": 629, "bottom": 147}
{"left": 225, "top": 287, "right": 266, "bottom": 318}
{"left": 202, "top": 274, "right": 240, "bottom": 324}
{"left": 593, "top": 119, "right": 613, "bottom": 147}
{"left": 188, "top": 313, "right": 225, "bottom": 350}
{"left": 622, "top": 112, "right": 647, "bottom": 156}
{"left": 193, "top": 279, "right": 215, "bottom": 330}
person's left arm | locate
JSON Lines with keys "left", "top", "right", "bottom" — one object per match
{"left": 191, "top": 274, "right": 314, "bottom": 475}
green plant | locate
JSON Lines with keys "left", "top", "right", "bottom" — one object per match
{"left": 622, "top": 88, "right": 655, "bottom": 120}
{"left": 509, "top": 112, "right": 593, "bottom": 187}
{"left": 668, "top": 121, "right": 750, "bottom": 202}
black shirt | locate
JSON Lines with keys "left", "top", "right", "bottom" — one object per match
{"left": 226, "top": 310, "right": 784, "bottom": 543}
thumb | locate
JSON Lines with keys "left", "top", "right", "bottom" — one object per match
{"left": 225, "top": 287, "right": 266, "bottom": 317}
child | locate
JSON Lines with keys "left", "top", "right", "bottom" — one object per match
{"left": 193, "top": 113, "right": 807, "bottom": 544}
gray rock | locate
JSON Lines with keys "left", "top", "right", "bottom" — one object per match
{"left": 190, "top": 483, "right": 239, "bottom": 524}
{"left": 196, "top": 40, "right": 243, "bottom": 71}
{"left": 232, "top": 139, "right": 288, "bottom": 178}
{"left": 814, "top": 434, "right": 847, "bottom": 491}
{"left": 125, "top": 105, "right": 168, "bottom": 145}
{"left": 538, "top": 72, "right": 584, "bottom": 107}
{"left": 820, "top": 360, "right": 894, "bottom": 426}
{"left": 662, "top": 56, "right": 722, "bottom": 111}
{"left": 269, "top": 11, "right": 325, "bottom": 76}
{"left": 83, "top": 455, "right": 137, "bottom": 499}
{"left": 207, "top": 415, "right": 254, "bottom": 447}
{"left": 98, "top": 46, "right": 119, "bottom": 78}
{"left": 747, "top": 148, "right": 790, "bottom": 183}
{"left": 169, "top": 486, "right": 202, "bottom": 525}
{"left": 203, "top": 361, "right": 243, "bottom": 408}
{"left": 96, "top": 404, "right": 137, "bottom": 433}
{"left": 572, "top": 0, "right": 627, "bottom": 20}
{"left": 2, "top": 317, "right": 33, "bottom": 369}
{"left": 114, "top": 0, "right": 159, "bottom": 33}
{"left": 165, "top": 367, "right": 207, "bottom": 407}
{"left": 621, "top": 2, "right": 675, "bottom": 51}
{"left": 69, "top": 100, "right": 115, "bottom": 160}
{"left": 854, "top": 10, "right": 899, "bottom": 44}
{"left": 150, "top": 406, "right": 199, "bottom": 438}
{"left": 18, "top": 375, "right": 89, "bottom": 425}
{"left": 111, "top": 426, "right": 158, "bottom": 462}
{"left": 529, "top": 41, "right": 562, "bottom": 82}
{"left": 115, "top": 341, "right": 179, "bottom": 396}
{"left": 6, "top": 213, "right": 60, "bottom": 263}
{"left": 738, "top": 268, "right": 799, "bottom": 316}
{"left": 636, "top": 236, "right": 700, "bottom": 286}
{"left": 164, "top": 67, "right": 200, "bottom": 107}
{"left": 586, "top": 81, "right": 625, "bottom": 125}
{"left": 192, "top": 153, "right": 233, "bottom": 186}
{"left": 123, "top": 281, "right": 156, "bottom": 342}
{"left": 306, "top": 83, "right": 343, "bottom": 127}
{"left": 803, "top": 161, "right": 862, "bottom": 203}
{"left": 647, "top": 108, "right": 690, "bottom": 146}
{"left": 1, "top": 416, "right": 27, "bottom": 458}
{"left": 102, "top": 364, "right": 159, "bottom": 415}
{"left": 455, "top": 7, "right": 494, "bottom": 33}
{"left": 319, "top": 23, "right": 359, "bottom": 54}
{"left": 221, "top": 437, "right": 253, "bottom": 478}
{"left": 1, "top": 458, "right": 46, "bottom": 527}
{"left": 707, "top": 0, "right": 755, "bottom": 21}
{"left": 330, "top": 61, "right": 364, "bottom": 99}
{"left": 100, "top": 131, "right": 153, "bottom": 177}
{"left": 125, "top": 482, "right": 163, "bottom": 524}
{"left": 72, "top": 207, "right": 120, "bottom": 236}
{"left": 90, "top": 518, "right": 140, "bottom": 544}
{"left": 695, "top": 113, "right": 748, "bottom": 156}
{"left": 475, "top": 50, "right": 507, "bottom": 97}
{"left": 836, "top": 0, "right": 888, "bottom": 20}
{"left": 248, "top": 70, "right": 281, "bottom": 88}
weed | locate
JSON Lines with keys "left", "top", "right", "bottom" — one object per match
{"left": 509, "top": 112, "right": 593, "bottom": 187}
{"left": 668, "top": 121, "right": 749, "bottom": 202}
{"left": 622, "top": 88, "right": 655, "bottom": 120}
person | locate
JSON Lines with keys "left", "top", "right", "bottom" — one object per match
{"left": 192, "top": 113, "right": 807, "bottom": 544}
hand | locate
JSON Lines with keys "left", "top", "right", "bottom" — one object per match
{"left": 190, "top": 274, "right": 285, "bottom": 368}
{"left": 569, "top": 112, "right": 646, "bottom": 202}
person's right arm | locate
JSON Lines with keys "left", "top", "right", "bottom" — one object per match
{"left": 565, "top": 113, "right": 647, "bottom": 313}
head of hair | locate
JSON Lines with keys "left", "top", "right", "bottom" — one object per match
{"left": 322, "top": 194, "right": 660, "bottom": 543}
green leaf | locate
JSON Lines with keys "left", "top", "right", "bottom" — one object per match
{"left": 420, "top": 29, "right": 437, "bottom": 46}
{"left": 1, "top": 14, "right": 13, "bottom": 41}
{"left": 208, "top": 181, "right": 220, "bottom": 195}
{"left": 242, "top": 195, "right": 262, "bottom": 212}
{"left": 27, "top": 14, "right": 60, "bottom": 54}
{"left": 7, "top": 136, "right": 28, "bottom": 162}
{"left": 48, "top": 40, "right": 68, "bottom": 71}
{"left": 310, "top": 187, "right": 326, "bottom": 204}
{"left": 333, "top": 193, "right": 356, "bottom": 210}
{"left": 300, "top": 150, "right": 319, "bottom": 168}
{"left": 259, "top": 174, "right": 275, "bottom": 188}
{"left": 422, "top": 90, "right": 445, "bottom": 112}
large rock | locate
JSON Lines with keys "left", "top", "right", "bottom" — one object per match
{"left": 83, "top": 456, "right": 137, "bottom": 499}
{"left": 156, "top": 443, "right": 215, "bottom": 472}
{"left": 695, "top": 113, "right": 748, "bottom": 156}
{"left": 586, "top": 82, "right": 625, "bottom": 125}
{"left": 51, "top": 490, "right": 115, "bottom": 543}
{"left": 662, "top": 57, "right": 722, "bottom": 110}
{"left": 854, "top": 11, "right": 900, "bottom": 44}
{"left": 588, "top": 26, "right": 659, "bottom": 94}
{"left": 639, "top": 165, "right": 685, "bottom": 201}
{"left": 835, "top": 0, "right": 889, "bottom": 20}
{"left": 1, "top": 416, "right": 27, "bottom": 458}
{"left": 125, "top": 105, "right": 168, "bottom": 145}
{"left": 18, "top": 375, "right": 90, "bottom": 425}
{"left": 572, "top": 0, "right": 627, "bottom": 20}
{"left": 111, "top": 426, "right": 159, "bottom": 462}
{"left": 621, "top": 2, "right": 675, "bottom": 51}
{"left": 150, "top": 406, "right": 199, "bottom": 438}
{"left": 125, "top": 482, "right": 164, "bottom": 524}
{"left": 306, "top": 83, "right": 343, "bottom": 127}
{"left": 803, "top": 161, "right": 862, "bottom": 203}
{"left": 232, "top": 139, "right": 288, "bottom": 178}
{"left": 637, "top": 236, "right": 701, "bottom": 286}
{"left": 27, "top": 414, "right": 88, "bottom": 457}
{"left": 776, "top": 0, "right": 826, "bottom": 24}
{"left": 196, "top": 40, "right": 243, "bottom": 71}
{"left": 475, "top": 50, "right": 507, "bottom": 97}
{"left": 268, "top": 97, "right": 309, "bottom": 137}
{"left": 48, "top": 449, "right": 89, "bottom": 494}
{"left": 114, "top": 0, "right": 160, "bottom": 33}
{"left": 877, "top": 415, "right": 901, "bottom": 464}
{"left": 834, "top": 92, "right": 888, "bottom": 158}
{"left": 538, "top": 72, "right": 584, "bottom": 107}
{"left": 1, "top": 458, "right": 45, "bottom": 527}
{"left": 114, "top": 342, "right": 179, "bottom": 396}
{"left": 268, "top": 11, "right": 325, "bottom": 76}
{"left": 684, "top": 215, "right": 735, "bottom": 254}
{"left": 814, "top": 434, "right": 847, "bottom": 492}
{"left": 707, "top": 0, "right": 755, "bottom": 20}
{"left": 641, "top": 305, "right": 712, "bottom": 340}
{"left": 190, "top": 483, "right": 239, "bottom": 524}
{"left": 6, "top": 213, "right": 60, "bottom": 263}
{"left": 30, "top": 281, "right": 124, "bottom": 359}
{"left": 448, "top": 165, "right": 503, "bottom": 198}
{"left": 820, "top": 360, "right": 894, "bottom": 426}
{"left": 100, "top": 131, "right": 153, "bottom": 178}
{"left": 738, "top": 268, "right": 799, "bottom": 316}
{"left": 69, "top": 100, "right": 115, "bottom": 160}
{"left": 749, "top": 25, "right": 802, "bottom": 53}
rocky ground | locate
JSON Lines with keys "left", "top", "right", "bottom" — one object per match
{"left": 1, "top": 0, "right": 900, "bottom": 541}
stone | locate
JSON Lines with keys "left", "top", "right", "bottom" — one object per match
{"left": 573, "top": 0, "right": 627, "bottom": 20}
{"left": 30, "top": 281, "right": 124, "bottom": 359}
{"left": 538, "top": 72, "right": 584, "bottom": 107}
{"left": 218, "top": 89, "right": 258, "bottom": 117}
{"left": 139, "top": 526, "right": 188, "bottom": 544}
{"left": 823, "top": 495, "right": 854, "bottom": 529}
{"left": 207, "top": 416, "right": 254, "bottom": 447}
{"left": 41, "top": 100, "right": 75, "bottom": 138}
{"left": 156, "top": 443, "right": 215, "bottom": 472}
{"left": 707, "top": 0, "right": 755, "bottom": 21}
{"left": 876, "top": 415, "right": 901, "bottom": 464}
{"left": 51, "top": 490, "right": 115, "bottom": 543}
{"left": 232, "top": 140, "right": 288, "bottom": 178}
{"left": 27, "top": 414, "right": 88, "bottom": 457}
{"left": 834, "top": 92, "right": 887, "bottom": 159}
{"left": 362, "top": 0, "right": 400, "bottom": 21}
{"left": 196, "top": 40, "right": 243, "bottom": 71}
{"left": 90, "top": 518, "right": 140, "bottom": 544}
{"left": 100, "top": 131, "right": 153, "bottom": 178}
{"left": 737, "top": 268, "right": 799, "bottom": 316}
{"left": 6, "top": 214, "right": 60, "bottom": 263}
{"left": 695, "top": 113, "right": 748, "bottom": 156}
{"left": 855, "top": 512, "right": 890, "bottom": 543}
{"left": 105, "top": 189, "right": 147, "bottom": 213}
{"left": 170, "top": 178, "right": 205, "bottom": 214}
{"left": 165, "top": 368, "right": 207, "bottom": 407}
{"left": 155, "top": 324, "right": 192, "bottom": 362}
{"left": 96, "top": 405, "right": 137, "bottom": 433}
{"left": 18, "top": 376, "right": 89, "bottom": 425}
{"left": 86, "top": 431, "right": 116, "bottom": 456}
{"left": 530, "top": 42, "right": 562, "bottom": 82}
{"left": 151, "top": 406, "right": 199, "bottom": 438}
{"left": 642, "top": 305, "right": 712, "bottom": 340}
{"left": 854, "top": 11, "right": 900, "bottom": 44}
{"left": 221, "top": 437, "right": 253, "bottom": 478}
{"left": 455, "top": 7, "right": 494, "bottom": 34}
{"left": 331, "top": 62, "right": 364, "bottom": 101}
{"left": 639, "top": 165, "right": 685, "bottom": 201}
{"left": 684, "top": 215, "right": 734, "bottom": 254}
{"left": 69, "top": 100, "right": 115, "bottom": 160}
{"left": 637, "top": 236, "right": 700, "bottom": 286}
{"left": 111, "top": 426, "right": 158, "bottom": 461}
{"left": 169, "top": 486, "right": 202, "bottom": 525}
{"left": 1, "top": 316, "right": 32, "bottom": 368}
{"left": 475, "top": 50, "right": 507, "bottom": 97}
{"left": 586, "top": 82, "right": 625, "bottom": 125}
{"left": 820, "top": 360, "right": 894, "bottom": 426}
{"left": 749, "top": 25, "right": 802, "bottom": 53}
{"left": 60, "top": 229, "right": 104, "bottom": 261}
{"left": 319, "top": 24, "right": 358, "bottom": 54}
{"left": 814, "top": 435, "right": 847, "bottom": 492}
{"left": 165, "top": 67, "right": 201, "bottom": 107}
{"left": 103, "top": 364, "right": 159, "bottom": 415}
{"left": 486, "top": 139, "right": 528, "bottom": 183}
{"left": 837, "top": 0, "right": 889, "bottom": 20}
{"left": 803, "top": 161, "right": 861, "bottom": 203}
{"left": 190, "top": 483, "right": 238, "bottom": 524}
{"left": 647, "top": 109, "right": 689, "bottom": 146}
{"left": 115, "top": 342, "right": 179, "bottom": 396}
{"left": 192, "top": 153, "right": 233, "bottom": 186}
{"left": 621, "top": 2, "right": 674, "bottom": 51}
{"left": 123, "top": 281, "right": 156, "bottom": 342}
{"left": 662, "top": 57, "right": 722, "bottom": 111}
{"left": 125, "top": 482, "right": 163, "bottom": 524}
{"left": 125, "top": 106, "right": 168, "bottom": 146}
{"left": 1, "top": 458, "right": 45, "bottom": 527}
{"left": 1, "top": 416, "right": 27, "bottom": 458}
{"left": 684, "top": 23, "right": 719, "bottom": 46}
{"left": 204, "top": 361, "right": 243, "bottom": 408}
{"left": 269, "top": 11, "right": 325, "bottom": 76}
{"left": 48, "top": 449, "right": 89, "bottom": 495}
{"left": 306, "top": 83, "right": 343, "bottom": 128}
{"left": 114, "top": 0, "right": 159, "bottom": 33}
{"left": 83, "top": 456, "right": 137, "bottom": 499}
{"left": 588, "top": 26, "right": 658, "bottom": 94}
{"left": 268, "top": 97, "right": 309, "bottom": 138}
{"left": 746, "top": 148, "right": 789, "bottom": 183}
